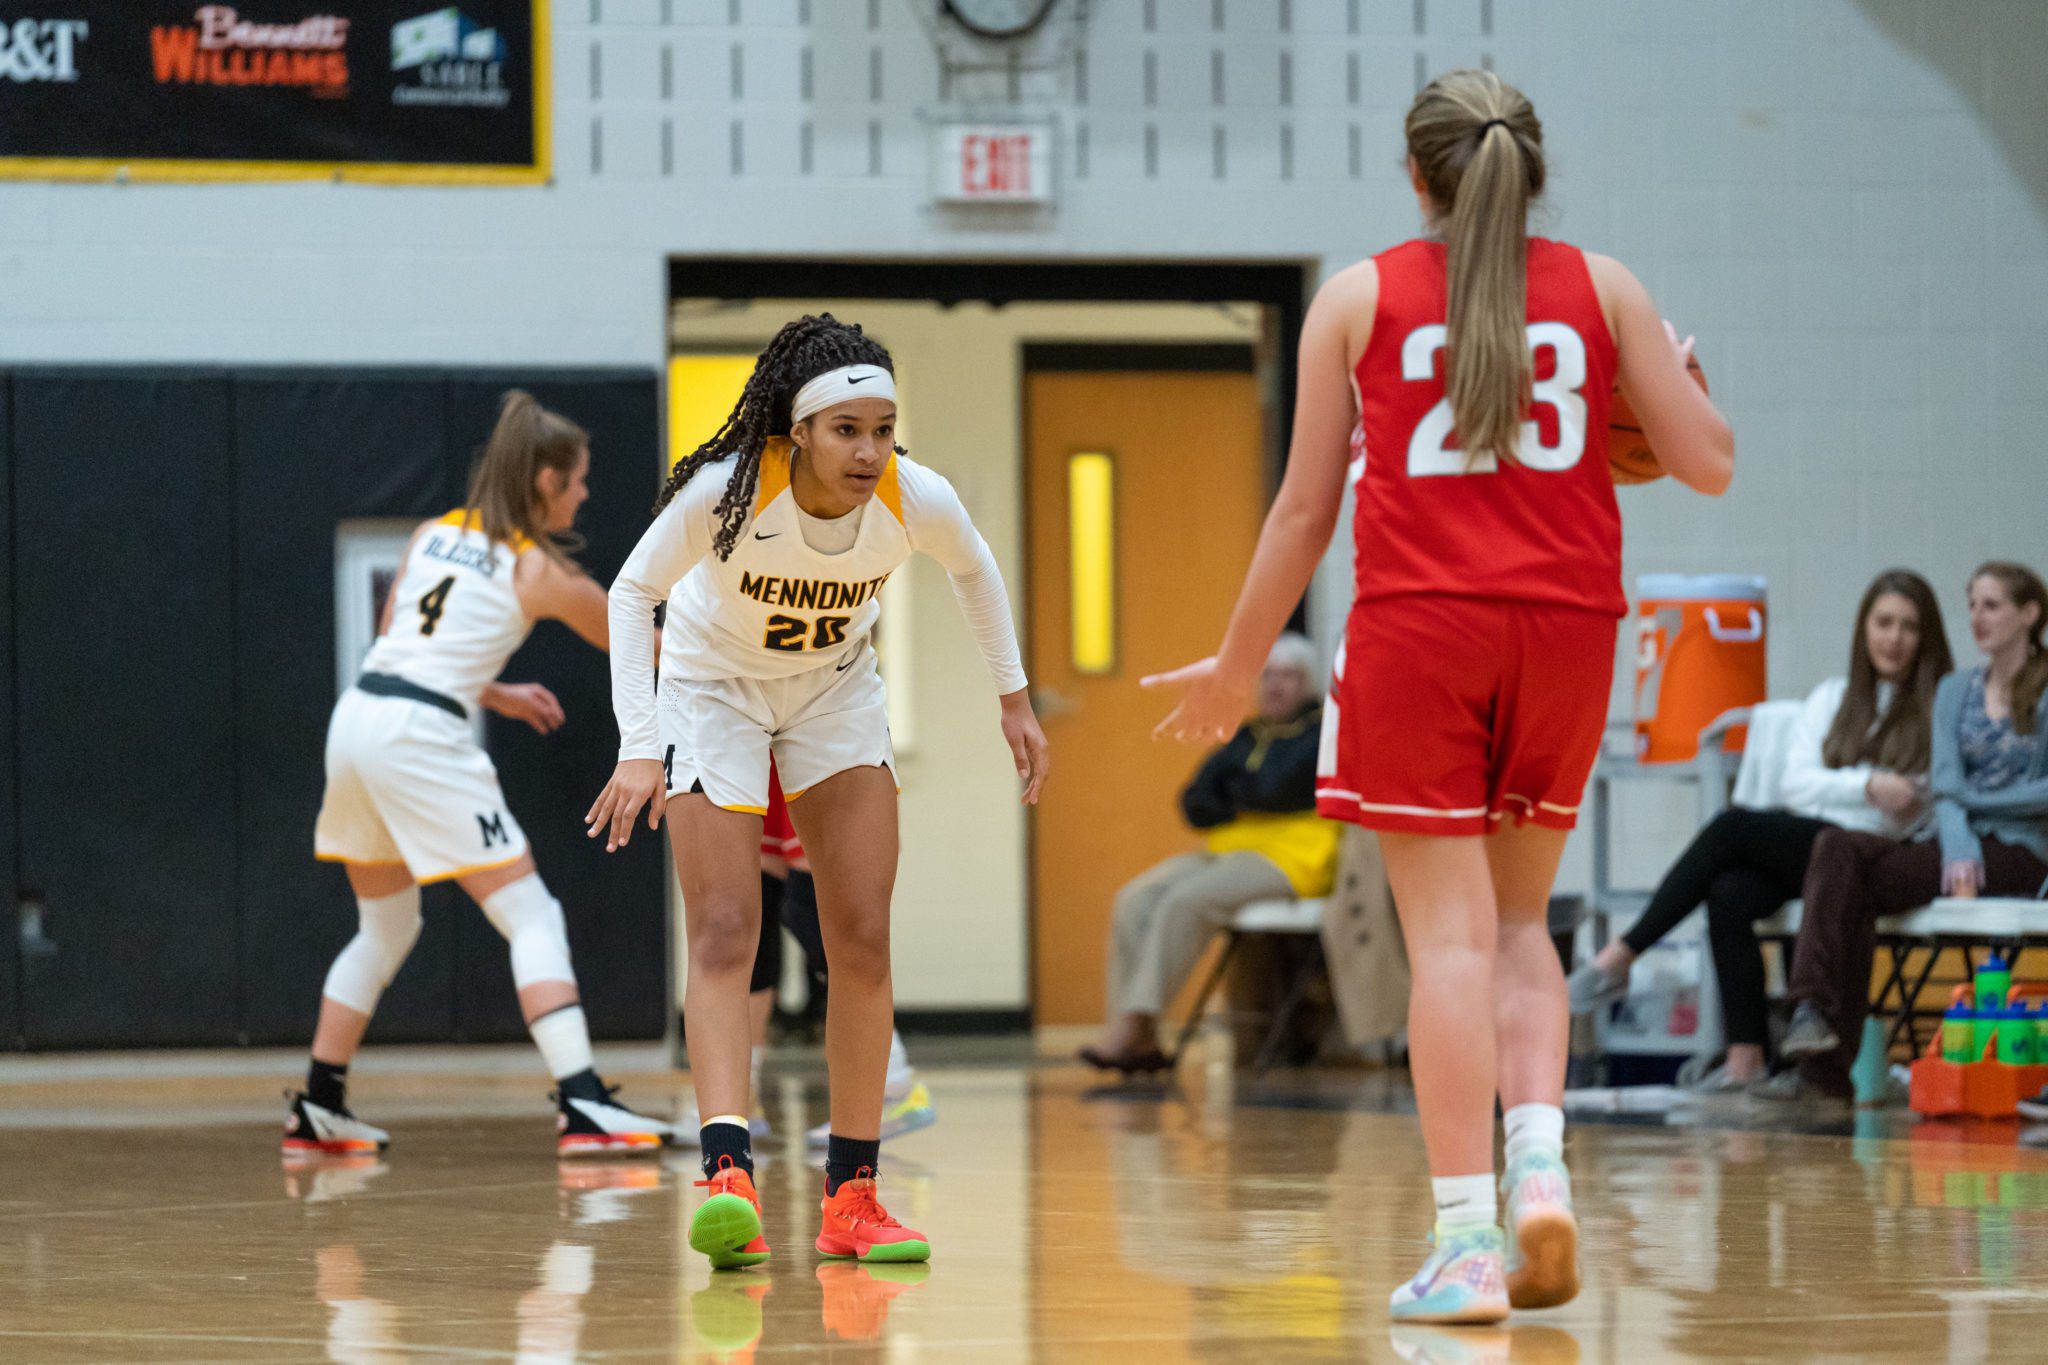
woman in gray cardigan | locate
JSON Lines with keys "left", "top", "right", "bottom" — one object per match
{"left": 1765, "top": 561, "right": 2048, "bottom": 1101}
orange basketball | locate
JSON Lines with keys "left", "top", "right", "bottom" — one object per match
{"left": 1608, "top": 352, "right": 1707, "bottom": 485}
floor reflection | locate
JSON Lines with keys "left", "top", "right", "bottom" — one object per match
{"left": 0, "top": 1060, "right": 2044, "bottom": 1361}
{"left": 1388, "top": 1324, "right": 1584, "bottom": 1364}
{"left": 293, "top": 1156, "right": 665, "bottom": 1364}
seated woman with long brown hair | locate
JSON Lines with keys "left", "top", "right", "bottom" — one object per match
{"left": 1768, "top": 561, "right": 2048, "bottom": 1101}
{"left": 1569, "top": 570, "right": 1952, "bottom": 1091}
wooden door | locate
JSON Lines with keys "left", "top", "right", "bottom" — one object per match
{"left": 1025, "top": 360, "right": 1268, "bottom": 1026}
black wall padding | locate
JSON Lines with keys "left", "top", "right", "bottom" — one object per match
{"left": 231, "top": 374, "right": 467, "bottom": 1046}
{"left": 0, "top": 366, "right": 664, "bottom": 1052}
{"left": 446, "top": 374, "right": 667, "bottom": 1041}
{"left": 12, "top": 373, "right": 241, "bottom": 1046}
{"left": 0, "top": 377, "right": 16, "bottom": 1046}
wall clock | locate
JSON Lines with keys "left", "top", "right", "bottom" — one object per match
{"left": 941, "top": 0, "right": 1060, "bottom": 41}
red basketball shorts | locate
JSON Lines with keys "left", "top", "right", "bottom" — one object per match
{"left": 1316, "top": 596, "right": 1617, "bottom": 836}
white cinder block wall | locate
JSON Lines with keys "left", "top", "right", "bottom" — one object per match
{"left": 2, "top": 0, "right": 2043, "bottom": 1007}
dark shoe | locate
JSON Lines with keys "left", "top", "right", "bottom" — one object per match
{"left": 1778, "top": 1003, "right": 1840, "bottom": 1059}
{"left": 1076, "top": 1045, "right": 1173, "bottom": 1076}
{"left": 554, "top": 1084, "right": 674, "bottom": 1157}
{"left": 282, "top": 1090, "right": 389, "bottom": 1157}
{"left": 2017, "top": 1087, "right": 2048, "bottom": 1123}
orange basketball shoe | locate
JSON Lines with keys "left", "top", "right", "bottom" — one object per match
{"left": 815, "top": 1170, "right": 931, "bottom": 1263}
{"left": 691, "top": 1159, "right": 771, "bottom": 1270}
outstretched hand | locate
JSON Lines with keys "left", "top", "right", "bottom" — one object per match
{"left": 1142, "top": 656, "right": 1251, "bottom": 746}
{"left": 585, "top": 758, "right": 667, "bottom": 853}
{"left": 999, "top": 690, "right": 1050, "bottom": 805}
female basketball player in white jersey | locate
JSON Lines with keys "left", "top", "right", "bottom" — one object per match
{"left": 1148, "top": 72, "right": 1734, "bottom": 1322}
{"left": 587, "top": 315, "right": 1046, "bottom": 1269}
{"left": 287, "top": 391, "right": 675, "bottom": 1160}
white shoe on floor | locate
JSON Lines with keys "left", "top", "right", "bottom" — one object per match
{"left": 807, "top": 1080, "right": 938, "bottom": 1148}
{"left": 1388, "top": 1224, "right": 1509, "bottom": 1325}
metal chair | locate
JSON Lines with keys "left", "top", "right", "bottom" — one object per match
{"left": 1168, "top": 896, "right": 1327, "bottom": 1074}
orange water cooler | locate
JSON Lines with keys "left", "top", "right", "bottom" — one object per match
{"left": 1633, "top": 574, "right": 1768, "bottom": 764}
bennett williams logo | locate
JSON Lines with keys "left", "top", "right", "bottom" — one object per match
{"left": 150, "top": 7, "right": 350, "bottom": 97}
{"left": 0, "top": 18, "right": 88, "bottom": 82}
{"left": 391, "top": 8, "right": 508, "bottom": 108}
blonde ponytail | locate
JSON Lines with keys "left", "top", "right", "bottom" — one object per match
{"left": 1405, "top": 70, "right": 1546, "bottom": 466}
{"left": 465, "top": 389, "right": 587, "bottom": 565}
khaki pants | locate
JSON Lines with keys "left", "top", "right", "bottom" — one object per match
{"left": 1106, "top": 851, "right": 1292, "bottom": 1017}
{"left": 1319, "top": 826, "right": 1409, "bottom": 1049}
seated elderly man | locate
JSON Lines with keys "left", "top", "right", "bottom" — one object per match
{"left": 1079, "top": 633, "right": 1338, "bottom": 1075}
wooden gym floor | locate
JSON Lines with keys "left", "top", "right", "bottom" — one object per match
{"left": 0, "top": 1043, "right": 2044, "bottom": 1362}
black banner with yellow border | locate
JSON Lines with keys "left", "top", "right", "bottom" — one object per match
{"left": 0, "top": 2, "right": 548, "bottom": 183}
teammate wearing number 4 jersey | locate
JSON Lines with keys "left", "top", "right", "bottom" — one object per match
{"left": 588, "top": 314, "right": 1047, "bottom": 1271}
{"left": 291, "top": 391, "right": 674, "bottom": 1162}
{"left": 1147, "top": 71, "right": 1733, "bottom": 1323}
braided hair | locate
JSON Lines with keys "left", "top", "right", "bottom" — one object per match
{"left": 658, "top": 313, "right": 896, "bottom": 560}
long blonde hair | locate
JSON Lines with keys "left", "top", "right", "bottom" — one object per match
{"left": 1971, "top": 561, "right": 2048, "bottom": 736}
{"left": 1405, "top": 69, "right": 1546, "bottom": 466}
{"left": 464, "top": 389, "right": 586, "bottom": 566}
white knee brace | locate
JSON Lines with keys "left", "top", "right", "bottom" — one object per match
{"left": 479, "top": 875, "right": 576, "bottom": 989}
{"left": 322, "top": 886, "right": 424, "bottom": 1014}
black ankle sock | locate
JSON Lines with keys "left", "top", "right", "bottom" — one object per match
{"left": 307, "top": 1059, "right": 349, "bottom": 1112}
{"left": 825, "top": 1134, "right": 881, "bottom": 1195}
{"left": 556, "top": 1068, "right": 607, "bottom": 1104}
{"left": 701, "top": 1120, "right": 754, "bottom": 1179}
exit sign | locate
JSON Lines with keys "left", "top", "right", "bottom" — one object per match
{"left": 932, "top": 123, "right": 1054, "bottom": 204}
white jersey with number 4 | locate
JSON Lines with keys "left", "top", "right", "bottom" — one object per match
{"left": 609, "top": 439, "right": 1027, "bottom": 762}
{"left": 362, "top": 510, "right": 536, "bottom": 710}
{"left": 318, "top": 509, "right": 537, "bottom": 880}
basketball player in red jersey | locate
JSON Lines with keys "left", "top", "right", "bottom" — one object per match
{"left": 1147, "top": 70, "right": 1733, "bottom": 1323}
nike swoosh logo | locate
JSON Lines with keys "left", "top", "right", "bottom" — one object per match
{"left": 754, "top": 531, "right": 780, "bottom": 541}
{"left": 835, "top": 654, "right": 858, "bottom": 672}
{"left": 846, "top": 375, "right": 870, "bottom": 385}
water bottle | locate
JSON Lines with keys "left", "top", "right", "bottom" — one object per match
{"left": 1975, "top": 999, "right": 2001, "bottom": 1063}
{"left": 1976, "top": 954, "right": 2012, "bottom": 1013}
{"left": 1851, "top": 1017, "right": 1892, "bottom": 1104}
{"left": 1997, "top": 1002, "right": 2036, "bottom": 1066}
{"left": 1943, "top": 999, "right": 1978, "bottom": 1063}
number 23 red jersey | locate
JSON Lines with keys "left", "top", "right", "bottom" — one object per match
{"left": 1349, "top": 237, "right": 1624, "bottom": 618}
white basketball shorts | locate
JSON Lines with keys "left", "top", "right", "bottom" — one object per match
{"left": 313, "top": 688, "right": 529, "bottom": 882}
{"left": 659, "top": 647, "right": 894, "bottom": 813}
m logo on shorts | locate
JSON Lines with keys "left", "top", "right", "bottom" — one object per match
{"left": 477, "top": 811, "right": 509, "bottom": 848}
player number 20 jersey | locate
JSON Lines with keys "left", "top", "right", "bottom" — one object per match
{"left": 609, "top": 439, "right": 1028, "bottom": 763}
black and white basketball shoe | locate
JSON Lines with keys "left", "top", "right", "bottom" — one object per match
{"left": 282, "top": 1091, "right": 391, "bottom": 1157}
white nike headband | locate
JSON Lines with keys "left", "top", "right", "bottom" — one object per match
{"left": 790, "top": 364, "right": 896, "bottom": 424}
